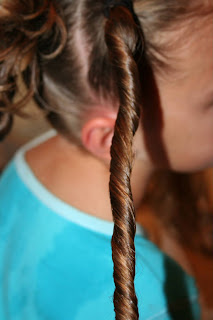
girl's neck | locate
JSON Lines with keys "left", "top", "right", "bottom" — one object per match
{"left": 26, "top": 134, "right": 152, "bottom": 222}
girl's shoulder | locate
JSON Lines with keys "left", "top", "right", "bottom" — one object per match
{"left": 0, "top": 132, "right": 200, "bottom": 320}
{"left": 0, "top": 130, "right": 57, "bottom": 216}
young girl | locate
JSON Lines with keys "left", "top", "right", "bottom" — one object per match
{"left": 0, "top": 0, "right": 212, "bottom": 319}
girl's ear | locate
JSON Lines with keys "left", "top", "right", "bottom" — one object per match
{"left": 81, "top": 113, "right": 116, "bottom": 161}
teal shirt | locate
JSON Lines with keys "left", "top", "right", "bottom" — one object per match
{"left": 0, "top": 133, "right": 201, "bottom": 319}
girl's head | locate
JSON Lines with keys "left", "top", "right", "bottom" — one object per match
{"left": 1, "top": 0, "right": 212, "bottom": 172}
{"left": 0, "top": 0, "right": 212, "bottom": 319}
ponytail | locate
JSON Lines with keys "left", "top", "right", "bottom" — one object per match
{"left": 0, "top": 0, "right": 66, "bottom": 140}
{"left": 105, "top": 4, "right": 144, "bottom": 319}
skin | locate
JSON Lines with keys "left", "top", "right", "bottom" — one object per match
{"left": 159, "top": 22, "right": 213, "bottom": 172}
{"left": 26, "top": 18, "right": 213, "bottom": 222}
{"left": 135, "top": 19, "right": 213, "bottom": 172}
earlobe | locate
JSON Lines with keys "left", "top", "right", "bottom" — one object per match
{"left": 81, "top": 116, "right": 116, "bottom": 161}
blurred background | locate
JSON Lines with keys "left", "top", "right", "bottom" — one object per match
{"left": 0, "top": 98, "right": 49, "bottom": 169}
{"left": 0, "top": 99, "right": 213, "bottom": 319}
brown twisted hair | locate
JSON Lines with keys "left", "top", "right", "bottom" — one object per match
{"left": 0, "top": 0, "right": 212, "bottom": 319}
{"left": 105, "top": 6, "right": 144, "bottom": 318}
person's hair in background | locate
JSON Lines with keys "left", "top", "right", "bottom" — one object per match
{"left": 0, "top": 0, "right": 212, "bottom": 319}
{"left": 141, "top": 170, "right": 213, "bottom": 254}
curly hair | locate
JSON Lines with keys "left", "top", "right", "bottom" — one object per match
{"left": 0, "top": 0, "right": 212, "bottom": 318}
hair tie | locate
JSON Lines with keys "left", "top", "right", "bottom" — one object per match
{"left": 104, "top": 0, "right": 140, "bottom": 26}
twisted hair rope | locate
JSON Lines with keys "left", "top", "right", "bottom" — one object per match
{"left": 105, "top": 8, "right": 143, "bottom": 320}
